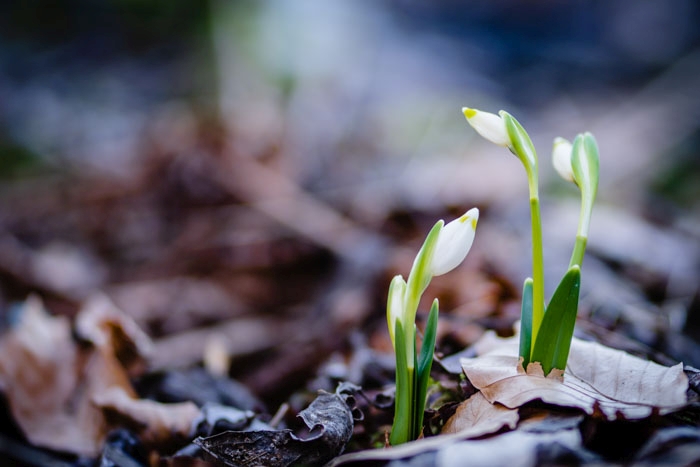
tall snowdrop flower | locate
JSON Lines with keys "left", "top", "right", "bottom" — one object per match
{"left": 552, "top": 137, "right": 575, "bottom": 183}
{"left": 386, "top": 275, "right": 407, "bottom": 349}
{"left": 462, "top": 108, "right": 511, "bottom": 147}
{"left": 430, "top": 208, "right": 479, "bottom": 276}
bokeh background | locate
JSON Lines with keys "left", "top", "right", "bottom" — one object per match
{"left": 1, "top": 0, "right": 699, "bottom": 404}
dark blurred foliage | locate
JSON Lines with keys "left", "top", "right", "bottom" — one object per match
{"left": 2, "top": 0, "right": 700, "bottom": 176}
{"left": 393, "top": 0, "right": 700, "bottom": 92}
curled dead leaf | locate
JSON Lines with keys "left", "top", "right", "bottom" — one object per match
{"left": 194, "top": 384, "right": 357, "bottom": 467}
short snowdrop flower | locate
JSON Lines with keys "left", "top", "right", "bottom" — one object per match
{"left": 430, "top": 208, "right": 479, "bottom": 276}
{"left": 386, "top": 207, "right": 479, "bottom": 445}
{"left": 552, "top": 137, "right": 575, "bottom": 183}
{"left": 462, "top": 108, "right": 511, "bottom": 147}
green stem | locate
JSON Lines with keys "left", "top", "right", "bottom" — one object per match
{"left": 407, "top": 365, "right": 415, "bottom": 442}
{"left": 569, "top": 235, "right": 587, "bottom": 268}
{"left": 529, "top": 190, "right": 545, "bottom": 354}
{"left": 569, "top": 184, "right": 592, "bottom": 269}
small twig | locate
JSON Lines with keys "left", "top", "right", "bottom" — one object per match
{"left": 269, "top": 402, "right": 290, "bottom": 429}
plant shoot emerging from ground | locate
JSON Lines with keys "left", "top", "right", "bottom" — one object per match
{"left": 463, "top": 107, "right": 600, "bottom": 376}
{"left": 386, "top": 208, "right": 479, "bottom": 445}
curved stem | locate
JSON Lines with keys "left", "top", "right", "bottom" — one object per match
{"left": 569, "top": 187, "right": 592, "bottom": 268}
{"left": 569, "top": 235, "right": 587, "bottom": 268}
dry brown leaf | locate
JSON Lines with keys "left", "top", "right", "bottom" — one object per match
{"left": 442, "top": 392, "right": 518, "bottom": 436}
{"left": 0, "top": 295, "right": 166, "bottom": 455}
{"left": 0, "top": 296, "right": 133, "bottom": 455}
{"left": 461, "top": 332, "right": 688, "bottom": 420}
{"left": 94, "top": 386, "right": 200, "bottom": 447}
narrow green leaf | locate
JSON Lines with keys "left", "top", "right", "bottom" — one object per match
{"left": 390, "top": 320, "right": 411, "bottom": 445}
{"left": 414, "top": 299, "right": 439, "bottom": 440}
{"left": 531, "top": 266, "right": 581, "bottom": 375}
{"left": 518, "top": 278, "right": 534, "bottom": 367}
{"left": 407, "top": 220, "right": 443, "bottom": 299}
{"left": 500, "top": 111, "right": 538, "bottom": 174}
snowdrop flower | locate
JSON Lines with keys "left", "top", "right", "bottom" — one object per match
{"left": 386, "top": 274, "right": 407, "bottom": 348}
{"left": 430, "top": 208, "right": 479, "bottom": 276}
{"left": 552, "top": 137, "right": 575, "bottom": 183}
{"left": 462, "top": 108, "right": 511, "bottom": 147}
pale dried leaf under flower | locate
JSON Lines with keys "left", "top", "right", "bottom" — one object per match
{"left": 461, "top": 332, "right": 688, "bottom": 420}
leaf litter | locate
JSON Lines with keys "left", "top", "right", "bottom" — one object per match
{"left": 0, "top": 82, "right": 698, "bottom": 466}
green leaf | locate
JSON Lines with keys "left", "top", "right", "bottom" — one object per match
{"left": 500, "top": 111, "right": 538, "bottom": 174}
{"left": 531, "top": 266, "right": 581, "bottom": 375}
{"left": 405, "top": 220, "right": 443, "bottom": 323}
{"left": 415, "top": 298, "right": 439, "bottom": 440}
{"left": 518, "top": 278, "right": 534, "bottom": 367}
{"left": 390, "top": 320, "right": 412, "bottom": 445}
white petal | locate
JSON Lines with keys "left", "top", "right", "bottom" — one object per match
{"left": 552, "top": 137, "right": 575, "bottom": 183}
{"left": 430, "top": 208, "right": 479, "bottom": 276}
{"left": 463, "top": 108, "right": 511, "bottom": 147}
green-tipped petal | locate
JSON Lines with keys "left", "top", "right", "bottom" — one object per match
{"left": 387, "top": 275, "right": 407, "bottom": 350}
{"left": 571, "top": 133, "right": 600, "bottom": 237}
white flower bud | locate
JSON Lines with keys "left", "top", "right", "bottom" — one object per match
{"left": 552, "top": 137, "right": 575, "bottom": 183}
{"left": 462, "top": 108, "right": 511, "bottom": 147}
{"left": 430, "top": 208, "right": 479, "bottom": 276}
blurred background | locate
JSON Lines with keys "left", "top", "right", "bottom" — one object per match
{"left": 1, "top": 0, "right": 699, "bottom": 405}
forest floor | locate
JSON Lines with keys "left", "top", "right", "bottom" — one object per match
{"left": 0, "top": 109, "right": 699, "bottom": 467}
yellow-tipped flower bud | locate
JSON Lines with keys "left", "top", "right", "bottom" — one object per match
{"left": 430, "top": 208, "right": 479, "bottom": 276}
{"left": 462, "top": 108, "right": 511, "bottom": 147}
